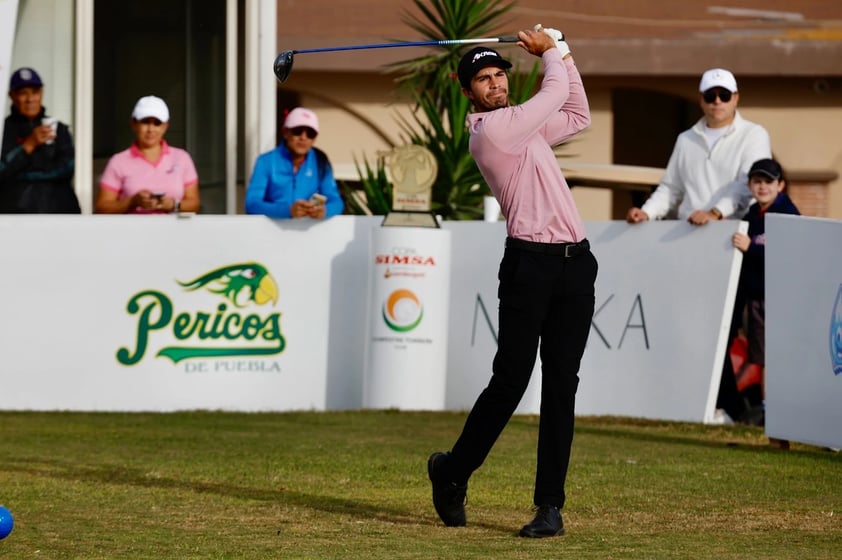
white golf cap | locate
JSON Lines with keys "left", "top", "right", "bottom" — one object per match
{"left": 699, "top": 68, "right": 738, "bottom": 93}
{"left": 284, "top": 107, "right": 319, "bottom": 133}
{"left": 131, "top": 95, "right": 170, "bottom": 122}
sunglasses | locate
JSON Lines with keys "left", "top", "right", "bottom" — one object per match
{"left": 289, "top": 126, "right": 317, "bottom": 139}
{"left": 702, "top": 89, "right": 733, "bottom": 104}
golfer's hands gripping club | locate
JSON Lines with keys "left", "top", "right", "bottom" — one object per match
{"left": 516, "top": 27, "right": 557, "bottom": 57}
{"left": 533, "top": 24, "right": 571, "bottom": 58}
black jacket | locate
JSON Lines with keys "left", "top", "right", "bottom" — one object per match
{"left": 739, "top": 192, "right": 800, "bottom": 300}
{"left": 0, "top": 105, "right": 80, "bottom": 213}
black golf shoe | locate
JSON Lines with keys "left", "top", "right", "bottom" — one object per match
{"left": 427, "top": 451, "right": 467, "bottom": 527}
{"left": 518, "top": 505, "right": 564, "bottom": 538}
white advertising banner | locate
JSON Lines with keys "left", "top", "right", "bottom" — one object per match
{"left": 441, "top": 221, "right": 542, "bottom": 415}
{"left": 765, "top": 214, "right": 842, "bottom": 449}
{"left": 363, "top": 227, "right": 452, "bottom": 410}
{"left": 0, "top": 215, "right": 380, "bottom": 412}
{"left": 445, "top": 220, "right": 746, "bottom": 423}
{"left": 1, "top": 216, "right": 747, "bottom": 423}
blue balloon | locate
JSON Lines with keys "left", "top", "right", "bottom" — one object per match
{"left": 0, "top": 505, "right": 13, "bottom": 539}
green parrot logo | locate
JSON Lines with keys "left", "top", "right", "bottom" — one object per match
{"left": 177, "top": 262, "right": 278, "bottom": 307}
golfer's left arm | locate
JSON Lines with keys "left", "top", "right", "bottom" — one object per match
{"left": 540, "top": 33, "right": 590, "bottom": 145}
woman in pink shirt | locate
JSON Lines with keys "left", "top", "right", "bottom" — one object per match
{"left": 96, "top": 96, "right": 200, "bottom": 214}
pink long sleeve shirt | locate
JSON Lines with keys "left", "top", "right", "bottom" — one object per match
{"left": 466, "top": 49, "right": 591, "bottom": 243}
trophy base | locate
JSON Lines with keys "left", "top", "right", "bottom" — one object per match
{"left": 380, "top": 211, "right": 440, "bottom": 229}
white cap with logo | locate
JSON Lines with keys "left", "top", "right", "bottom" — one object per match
{"left": 131, "top": 96, "right": 170, "bottom": 123}
{"left": 699, "top": 68, "right": 738, "bottom": 93}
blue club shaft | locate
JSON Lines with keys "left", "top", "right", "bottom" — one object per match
{"left": 292, "top": 37, "right": 519, "bottom": 55}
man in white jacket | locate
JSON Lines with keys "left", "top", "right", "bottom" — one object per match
{"left": 626, "top": 68, "right": 771, "bottom": 225}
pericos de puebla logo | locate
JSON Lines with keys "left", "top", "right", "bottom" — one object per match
{"left": 117, "top": 262, "right": 285, "bottom": 365}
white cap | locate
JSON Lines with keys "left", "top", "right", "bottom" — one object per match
{"left": 699, "top": 68, "right": 738, "bottom": 93}
{"left": 284, "top": 107, "right": 319, "bottom": 133}
{"left": 131, "top": 96, "right": 170, "bottom": 122}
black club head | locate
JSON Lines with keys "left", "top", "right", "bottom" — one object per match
{"left": 273, "top": 50, "right": 295, "bottom": 83}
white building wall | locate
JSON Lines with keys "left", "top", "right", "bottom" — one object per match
{"left": 9, "top": 0, "right": 74, "bottom": 127}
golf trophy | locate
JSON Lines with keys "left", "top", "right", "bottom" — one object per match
{"left": 380, "top": 145, "right": 440, "bottom": 228}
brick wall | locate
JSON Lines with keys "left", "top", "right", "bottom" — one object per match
{"left": 787, "top": 171, "right": 838, "bottom": 218}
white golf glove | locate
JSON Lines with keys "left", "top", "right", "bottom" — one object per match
{"left": 533, "top": 24, "right": 571, "bottom": 58}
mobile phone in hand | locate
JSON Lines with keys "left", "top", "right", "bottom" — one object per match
{"left": 309, "top": 193, "right": 327, "bottom": 206}
{"left": 151, "top": 192, "right": 165, "bottom": 201}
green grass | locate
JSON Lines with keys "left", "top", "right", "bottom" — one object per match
{"left": 0, "top": 411, "right": 839, "bottom": 559}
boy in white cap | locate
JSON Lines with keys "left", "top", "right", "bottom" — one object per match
{"left": 245, "top": 107, "right": 343, "bottom": 219}
{"left": 626, "top": 68, "right": 771, "bottom": 225}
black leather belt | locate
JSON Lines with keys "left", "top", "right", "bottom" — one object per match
{"left": 505, "top": 237, "right": 590, "bottom": 258}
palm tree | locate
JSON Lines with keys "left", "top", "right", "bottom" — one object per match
{"left": 390, "top": 0, "right": 516, "bottom": 101}
{"left": 344, "top": 0, "right": 540, "bottom": 220}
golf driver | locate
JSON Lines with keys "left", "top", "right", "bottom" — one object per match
{"left": 274, "top": 36, "right": 519, "bottom": 83}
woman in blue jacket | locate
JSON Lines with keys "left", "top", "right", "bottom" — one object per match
{"left": 245, "top": 107, "right": 343, "bottom": 219}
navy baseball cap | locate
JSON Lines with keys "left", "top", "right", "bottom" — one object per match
{"left": 748, "top": 158, "right": 783, "bottom": 181}
{"left": 457, "top": 47, "right": 512, "bottom": 90}
{"left": 9, "top": 67, "right": 43, "bottom": 91}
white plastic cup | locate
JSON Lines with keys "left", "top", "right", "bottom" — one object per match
{"left": 42, "top": 117, "right": 58, "bottom": 145}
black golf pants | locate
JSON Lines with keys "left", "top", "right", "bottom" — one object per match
{"left": 447, "top": 240, "right": 597, "bottom": 509}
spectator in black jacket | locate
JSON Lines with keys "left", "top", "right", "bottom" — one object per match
{"left": 731, "top": 158, "right": 800, "bottom": 441}
{"left": 0, "top": 67, "right": 79, "bottom": 213}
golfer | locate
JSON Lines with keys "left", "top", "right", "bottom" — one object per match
{"left": 428, "top": 26, "right": 596, "bottom": 538}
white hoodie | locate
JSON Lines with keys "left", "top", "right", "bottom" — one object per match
{"left": 641, "top": 111, "right": 771, "bottom": 220}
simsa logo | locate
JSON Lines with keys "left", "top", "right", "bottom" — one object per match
{"left": 376, "top": 248, "right": 437, "bottom": 280}
{"left": 382, "top": 289, "right": 423, "bottom": 333}
{"left": 117, "top": 262, "right": 285, "bottom": 365}
{"left": 375, "top": 246, "right": 436, "bottom": 266}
